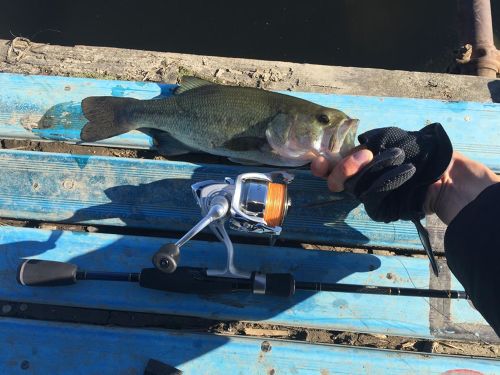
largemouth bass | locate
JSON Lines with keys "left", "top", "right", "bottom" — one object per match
{"left": 80, "top": 76, "right": 359, "bottom": 167}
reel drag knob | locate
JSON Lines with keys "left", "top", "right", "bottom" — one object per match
{"left": 152, "top": 243, "right": 180, "bottom": 274}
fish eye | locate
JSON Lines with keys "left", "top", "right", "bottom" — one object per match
{"left": 317, "top": 114, "right": 330, "bottom": 124}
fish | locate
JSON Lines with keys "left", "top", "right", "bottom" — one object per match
{"left": 80, "top": 76, "right": 359, "bottom": 167}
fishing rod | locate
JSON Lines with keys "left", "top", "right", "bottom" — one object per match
{"left": 18, "top": 171, "right": 457, "bottom": 299}
{"left": 17, "top": 259, "right": 468, "bottom": 299}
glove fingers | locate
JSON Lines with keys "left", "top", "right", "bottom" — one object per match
{"left": 344, "top": 148, "right": 405, "bottom": 196}
{"left": 367, "top": 147, "right": 406, "bottom": 171}
{"left": 358, "top": 127, "right": 410, "bottom": 152}
{"left": 360, "top": 163, "right": 416, "bottom": 198}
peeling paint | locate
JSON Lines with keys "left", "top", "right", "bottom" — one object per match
{"left": 20, "top": 114, "right": 41, "bottom": 131}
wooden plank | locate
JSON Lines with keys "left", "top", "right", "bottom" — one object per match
{"left": 0, "top": 226, "right": 496, "bottom": 342}
{"left": 1, "top": 317, "right": 498, "bottom": 375}
{"left": 0, "top": 72, "right": 157, "bottom": 148}
{"left": 0, "top": 148, "right": 430, "bottom": 250}
{"left": 1, "top": 39, "right": 499, "bottom": 103}
{"left": 0, "top": 72, "right": 499, "bottom": 172}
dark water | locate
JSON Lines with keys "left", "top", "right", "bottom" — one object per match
{"left": 1, "top": 0, "right": 498, "bottom": 73}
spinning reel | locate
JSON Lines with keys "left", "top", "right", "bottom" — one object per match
{"left": 152, "top": 171, "right": 294, "bottom": 281}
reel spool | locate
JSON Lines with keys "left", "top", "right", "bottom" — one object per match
{"left": 152, "top": 172, "right": 293, "bottom": 279}
{"left": 229, "top": 172, "right": 291, "bottom": 234}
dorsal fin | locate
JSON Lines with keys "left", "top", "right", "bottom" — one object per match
{"left": 174, "top": 76, "right": 215, "bottom": 95}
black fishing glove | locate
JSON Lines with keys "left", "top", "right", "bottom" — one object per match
{"left": 344, "top": 123, "right": 453, "bottom": 276}
{"left": 345, "top": 123, "right": 453, "bottom": 223}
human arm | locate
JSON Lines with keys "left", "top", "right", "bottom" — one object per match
{"left": 312, "top": 144, "right": 500, "bottom": 336}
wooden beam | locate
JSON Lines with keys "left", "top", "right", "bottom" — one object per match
{"left": 1, "top": 39, "right": 499, "bottom": 102}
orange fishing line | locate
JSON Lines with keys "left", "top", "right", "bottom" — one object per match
{"left": 263, "top": 182, "right": 286, "bottom": 227}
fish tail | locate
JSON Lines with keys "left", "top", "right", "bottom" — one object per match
{"left": 80, "top": 96, "right": 139, "bottom": 142}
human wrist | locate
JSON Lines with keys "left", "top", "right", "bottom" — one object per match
{"left": 424, "top": 152, "right": 500, "bottom": 224}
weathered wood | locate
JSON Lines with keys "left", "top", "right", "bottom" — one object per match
{"left": 1, "top": 38, "right": 499, "bottom": 102}
{"left": 1, "top": 226, "right": 496, "bottom": 342}
{"left": 1, "top": 318, "right": 499, "bottom": 375}
{"left": 0, "top": 149, "right": 432, "bottom": 250}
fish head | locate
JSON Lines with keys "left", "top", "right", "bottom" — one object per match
{"left": 266, "top": 107, "right": 359, "bottom": 164}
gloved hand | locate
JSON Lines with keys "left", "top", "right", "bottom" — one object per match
{"left": 341, "top": 123, "right": 453, "bottom": 276}
{"left": 310, "top": 123, "right": 453, "bottom": 275}
{"left": 344, "top": 123, "right": 453, "bottom": 223}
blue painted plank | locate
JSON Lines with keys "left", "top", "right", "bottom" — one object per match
{"left": 0, "top": 149, "right": 428, "bottom": 250}
{"left": 0, "top": 72, "right": 499, "bottom": 172}
{"left": 1, "top": 318, "right": 498, "bottom": 375}
{"left": 0, "top": 226, "right": 495, "bottom": 342}
{"left": 0, "top": 73, "right": 158, "bottom": 148}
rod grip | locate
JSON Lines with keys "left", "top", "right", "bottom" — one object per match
{"left": 139, "top": 267, "right": 240, "bottom": 294}
{"left": 17, "top": 259, "right": 78, "bottom": 286}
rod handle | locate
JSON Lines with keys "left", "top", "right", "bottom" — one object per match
{"left": 140, "top": 267, "right": 239, "bottom": 294}
{"left": 17, "top": 259, "right": 78, "bottom": 286}
{"left": 252, "top": 272, "right": 295, "bottom": 297}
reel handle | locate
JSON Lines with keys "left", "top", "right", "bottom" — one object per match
{"left": 153, "top": 197, "right": 230, "bottom": 274}
{"left": 176, "top": 197, "right": 229, "bottom": 248}
{"left": 17, "top": 259, "right": 78, "bottom": 286}
{"left": 152, "top": 244, "right": 180, "bottom": 274}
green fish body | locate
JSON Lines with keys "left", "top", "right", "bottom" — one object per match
{"left": 80, "top": 76, "right": 359, "bottom": 167}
